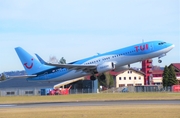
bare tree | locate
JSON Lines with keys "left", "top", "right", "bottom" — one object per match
{"left": 0, "top": 73, "right": 6, "bottom": 81}
{"left": 49, "top": 56, "right": 58, "bottom": 64}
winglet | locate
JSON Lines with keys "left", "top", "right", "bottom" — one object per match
{"left": 35, "top": 54, "right": 47, "bottom": 65}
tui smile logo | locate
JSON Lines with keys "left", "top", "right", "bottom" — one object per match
{"left": 24, "top": 58, "right": 34, "bottom": 69}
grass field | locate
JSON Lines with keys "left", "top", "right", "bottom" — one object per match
{"left": 0, "top": 92, "right": 180, "bottom": 104}
{"left": 0, "top": 93, "right": 180, "bottom": 118}
{"left": 1, "top": 105, "right": 180, "bottom": 118}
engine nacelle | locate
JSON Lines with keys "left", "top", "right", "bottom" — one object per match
{"left": 114, "top": 65, "right": 130, "bottom": 72}
{"left": 97, "top": 62, "right": 115, "bottom": 73}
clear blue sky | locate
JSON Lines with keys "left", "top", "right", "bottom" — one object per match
{"left": 0, "top": 0, "right": 179, "bottom": 73}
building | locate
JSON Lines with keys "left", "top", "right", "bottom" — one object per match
{"left": 111, "top": 68, "right": 145, "bottom": 88}
{"left": 142, "top": 59, "right": 153, "bottom": 85}
{"left": 0, "top": 77, "right": 98, "bottom": 96}
{"left": 152, "top": 63, "right": 180, "bottom": 85}
{"left": 169, "top": 63, "right": 180, "bottom": 84}
{"left": 152, "top": 70, "right": 164, "bottom": 85}
{"left": 0, "top": 78, "right": 56, "bottom": 96}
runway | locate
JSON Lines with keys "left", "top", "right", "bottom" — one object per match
{"left": 0, "top": 100, "right": 179, "bottom": 108}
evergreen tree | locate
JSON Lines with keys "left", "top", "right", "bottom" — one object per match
{"left": 168, "top": 65, "right": 177, "bottom": 86}
{"left": 162, "top": 66, "right": 169, "bottom": 87}
{"left": 59, "top": 57, "right": 66, "bottom": 64}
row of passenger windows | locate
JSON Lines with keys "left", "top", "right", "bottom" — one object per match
{"left": 38, "top": 68, "right": 68, "bottom": 76}
{"left": 119, "top": 77, "right": 142, "bottom": 80}
{"left": 85, "top": 60, "right": 101, "bottom": 65}
{"left": 51, "top": 68, "right": 68, "bottom": 73}
{"left": 84, "top": 50, "right": 137, "bottom": 65}
{"left": 112, "top": 50, "right": 137, "bottom": 58}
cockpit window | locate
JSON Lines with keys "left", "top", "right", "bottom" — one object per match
{"left": 158, "top": 42, "right": 166, "bottom": 45}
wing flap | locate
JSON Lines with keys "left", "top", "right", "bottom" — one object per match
{"left": 53, "top": 77, "right": 84, "bottom": 89}
{"left": 46, "top": 63, "right": 96, "bottom": 69}
{"left": 7, "top": 75, "right": 37, "bottom": 79}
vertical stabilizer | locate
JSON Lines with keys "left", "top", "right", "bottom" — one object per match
{"left": 15, "top": 47, "right": 52, "bottom": 75}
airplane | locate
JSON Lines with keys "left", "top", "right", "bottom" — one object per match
{"left": 12, "top": 40, "right": 174, "bottom": 82}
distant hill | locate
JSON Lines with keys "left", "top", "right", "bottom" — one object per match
{"left": 152, "top": 66, "right": 164, "bottom": 71}
{"left": 3, "top": 70, "right": 26, "bottom": 76}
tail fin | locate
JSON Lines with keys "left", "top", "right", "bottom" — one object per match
{"left": 15, "top": 47, "right": 52, "bottom": 75}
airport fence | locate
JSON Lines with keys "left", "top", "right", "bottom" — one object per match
{"left": 0, "top": 86, "right": 179, "bottom": 96}
{"left": 0, "top": 88, "right": 98, "bottom": 96}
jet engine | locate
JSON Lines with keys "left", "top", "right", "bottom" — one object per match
{"left": 113, "top": 65, "right": 130, "bottom": 72}
{"left": 97, "top": 62, "right": 115, "bottom": 73}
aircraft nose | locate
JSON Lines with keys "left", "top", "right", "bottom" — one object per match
{"left": 170, "top": 44, "right": 175, "bottom": 49}
{"left": 168, "top": 43, "right": 175, "bottom": 50}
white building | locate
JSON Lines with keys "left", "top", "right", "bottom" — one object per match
{"left": 113, "top": 68, "right": 145, "bottom": 88}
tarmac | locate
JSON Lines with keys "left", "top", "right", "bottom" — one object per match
{"left": 0, "top": 100, "right": 179, "bottom": 108}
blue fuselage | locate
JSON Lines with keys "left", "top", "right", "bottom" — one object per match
{"left": 27, "top": 41, "right": 174, "bottom": 82}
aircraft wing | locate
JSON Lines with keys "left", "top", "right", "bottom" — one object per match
{"left": 7, "top": 75, "right": 37, "bottom": 79}
{"left": 45, "top": 63, "right": 96, "bottom": 70}
{"left": 35, "top": 54, "right": 97, "bottom": 73}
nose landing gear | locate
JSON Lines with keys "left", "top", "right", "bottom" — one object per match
{"left": 158, "top": 60, "right": 162, "bottom": 63}
{"left": 158, "top": 53, "right": 166, "bottom": 63}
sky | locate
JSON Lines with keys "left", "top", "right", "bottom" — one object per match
{"left": 0, "top": 0, "right": 179, "bottom": 73}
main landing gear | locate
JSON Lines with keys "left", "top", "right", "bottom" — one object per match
{"left": 90, "top": 73, "right": 106, "bottom": 81}
{"left": 90, "top": 75, "right": 96, "bottom": 81}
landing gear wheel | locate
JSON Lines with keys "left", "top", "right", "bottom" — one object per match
{"left": 90, "top": 75, "right": 96, "bottom": 81}
{"left": 99, "top": 74, "right": 106, "bottom": 81}
{"left": 158, "top": 60, "right": 162, "bottom": 63}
